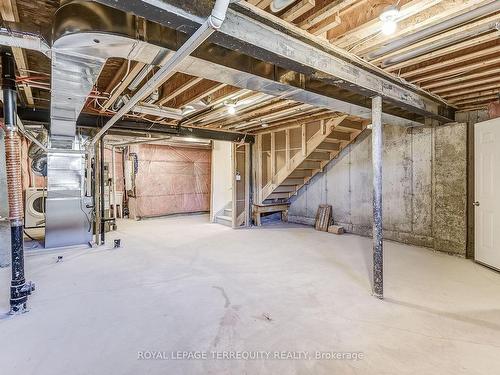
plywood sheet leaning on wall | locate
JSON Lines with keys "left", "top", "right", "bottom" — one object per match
{"left": 315, "top": 204, "right": 332, "bottom": 232}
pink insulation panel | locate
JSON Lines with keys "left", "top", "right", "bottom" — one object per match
{"left": 128, "top": 144, "right": 211, "bottom": 218}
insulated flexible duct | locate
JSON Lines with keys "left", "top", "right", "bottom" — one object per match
{"left": 4, "top": 131, "right": 23, "bottom": 221}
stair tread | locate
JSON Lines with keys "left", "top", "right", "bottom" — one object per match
{"left": 217, "top": 215, "right": 232, "bottom": 220}
{"left": 261, "top": 122, "right": 363, "bottom": 202}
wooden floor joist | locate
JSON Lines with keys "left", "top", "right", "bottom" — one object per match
{"left": 0, "top": 0, "right": 34, "bottom": 106}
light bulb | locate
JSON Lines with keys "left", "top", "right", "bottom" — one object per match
{"left": 381, "top": 20, "right": 397, "bottom": 35}
{"left": 227, "top": 104, "right": 236, "bottom": 115}
{"left": 379, "top": 6, "right": 399, "bottom": 36}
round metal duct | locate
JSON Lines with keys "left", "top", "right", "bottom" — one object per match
{"left": 31, "top": 154, "right": 47, "bottom": 177}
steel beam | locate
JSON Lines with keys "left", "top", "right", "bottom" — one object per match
{"left": 9, "top": 107, "right": 255, "bottom": 144}
{"left": 92, "top": 0, "right": 455, "bottom": 123}
{"left": 46, "top": 2, "right": 423, "bottom": 128}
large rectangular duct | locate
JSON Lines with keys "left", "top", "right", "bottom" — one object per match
{"left": 44, "top": 51, "right": 104, "bottom": 248}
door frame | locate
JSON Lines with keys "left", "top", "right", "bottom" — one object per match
{"left": 231, "top": 143, "right": 250, "bottom": 228}
{"left": 470, "top": 115, "right": 500, "bottom": 267}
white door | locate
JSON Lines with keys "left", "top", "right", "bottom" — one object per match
{"left": 475, "top": 118, "right": 500, "bottom": 270}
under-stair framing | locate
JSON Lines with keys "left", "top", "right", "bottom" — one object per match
{"left": 254, "top": 114, "right": 370, "bottom": 204}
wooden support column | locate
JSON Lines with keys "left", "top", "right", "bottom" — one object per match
{"left": 372, "top": 95, "right": 383, "bottom": 299}
{"left": 301, "top": 124, "right": 306, "bottom": 157}
{"left": 270, "top": 131, "right": 276, "bottom": 181}
{"left": 285, "top": 128, "right": 290, "bottom": 170}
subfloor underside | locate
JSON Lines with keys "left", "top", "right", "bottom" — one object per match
{"left": 1, "top": 215, "right": 499, "bottom": 374}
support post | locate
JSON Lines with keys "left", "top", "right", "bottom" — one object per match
{"left": 93, "top": 145, "right": 100, "bottom": 245}
{"left": 372, "top": 95, "right": 383, "bottom": 299}
{"left": 100, "top": 138, "right": 105, "bottom": 244}
{"left": 2, "top": 48, "right": 34, "bottom": 313}
{"left": 111, "top": 145, "right": 117, "bottom": 221}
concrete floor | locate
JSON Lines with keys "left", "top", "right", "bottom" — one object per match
{"left": 1, "top": 214, "right": 499, "bottom": 375}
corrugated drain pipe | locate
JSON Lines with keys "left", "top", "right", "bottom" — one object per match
{"left": 1, "top": 48, "right": 35, "bottom": 314}
{"left": 89, "top": 0, "right": 233, "bottom": 146}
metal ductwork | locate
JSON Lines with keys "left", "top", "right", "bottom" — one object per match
{"left": 1, "top": 0, "right": 457, "bottom": 250}
{"left": 28, "top": 131, "right": 48, "bottom": 176}
{"left": 43, "top": 0, "right": 231, "bottom": 247}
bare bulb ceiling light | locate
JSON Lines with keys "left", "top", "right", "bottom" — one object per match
{"left": 379, "top": 5, "right": 399, "bottom": 35}
{"left": 224, "top": 100, "right": 237, "bottom": 115}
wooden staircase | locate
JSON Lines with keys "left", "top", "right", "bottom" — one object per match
{"left": 255, "top": 115, "right": 369, "bottom": 204}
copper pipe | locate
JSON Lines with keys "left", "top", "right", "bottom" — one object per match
{"left": 4, "top": 130, "right": 23, "bottom": 221}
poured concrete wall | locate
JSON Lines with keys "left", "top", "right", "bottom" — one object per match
{"left": 289, "top": 123, "right": 468, "bottom": 255}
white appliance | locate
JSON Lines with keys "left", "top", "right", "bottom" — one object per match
{"left": 25, "top": 187, "right": 46, "bottom": 228}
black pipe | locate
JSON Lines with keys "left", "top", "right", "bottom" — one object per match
{"left": 91, "top": 156, "right": 96, "bottom": 237}
{"left": 2, "top": 48, "right": 34, "bottom": 313}
{"left": 100, "top": 139, "right": 105, "bottom": 244}
{"left": 248, "top": 143, "right": 253, "bottom": 226}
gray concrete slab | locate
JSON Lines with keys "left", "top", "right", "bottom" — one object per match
{"left": 0, "top": 214, "right": 499, "bottom": 374}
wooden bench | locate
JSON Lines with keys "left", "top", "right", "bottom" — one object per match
{"left": 252, "top": 203, "right": 290, "bottom": 226}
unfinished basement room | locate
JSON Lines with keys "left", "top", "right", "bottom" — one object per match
{"left": 0, "top": 0, "right": 499, "bottom": 373}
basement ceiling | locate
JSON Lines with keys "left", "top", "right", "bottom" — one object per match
{"left": 1, "top": 0, "right": 498, "bottom": 135}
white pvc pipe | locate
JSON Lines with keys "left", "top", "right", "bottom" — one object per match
{"left": 89, "top": 0, "right": 231, "bottom": 146}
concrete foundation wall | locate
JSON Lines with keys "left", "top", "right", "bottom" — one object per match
{"left": 289, "top": 122, "right": 468, "bottom": 255}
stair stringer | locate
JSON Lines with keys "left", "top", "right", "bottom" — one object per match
{"left": 260, "top": 115, "right": 348, "bottom": 202}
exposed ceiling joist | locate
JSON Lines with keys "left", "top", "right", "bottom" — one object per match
{"left": 0, "top": 0, "right": 34, "bottom": 106}
{"left": 454, "top": 93, "right": 499, "bottom": 105}
{"left": 351, "top": 0, "right": 496, "bottom": 55}
{"left": 412, "top": 55, "right": 500, "bottom": 83}
{"left": 385, "top": 31, "right": 500, "bottom": 72}
{"left": 164, "top": 81, "right": 225, "bottom": 108}
{"left": 369, "top": 12, "right": 500, "bottom": 65}
{"left": 90, "top": 0, "right": 453, "bottom": 122}
{"left": 157, "top": 75, "right": 203, "bottom": 106}
{"left": 332, "top": 0, "right": 442, "bottom": 47}
{"left": 430, "top": 73, "right": 500, "bottom": 92}
{"left": 101, "top": 62, "right": 146, "bottom": 111}
{"left": 400, "top": 44, "right": 500, "bottom": 79}
{"left": 281, "top": 0, "right": 315, "bottom": 22}
{"left": 296, "top": 0, "right": 358, "bottom": 32}
{"left": 441, "top": 81, "right": 500, "bottom": 97}
{"left": 230, "top": 104, "right": 319, "bottom": 130}
{"left": 447, "top": 88, "right": 500, "bottom": 102}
